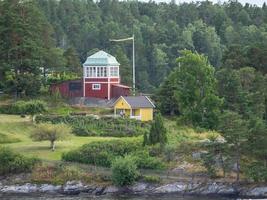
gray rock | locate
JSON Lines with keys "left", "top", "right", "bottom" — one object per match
{"left": 39, "top": 184, "right": 61, "bottom": 193}
{"left": 153, "top": 182, "right": 187, "bottom": 193}
{"left": 62, "top": 181, "right": 84, "bottom": 195}
{"left": 103, "top": 186, "right": 119, "bottom": 194}
{"left": 92, "top": 186, "right": 105, "bottom": 195}
{"left": 130, "top": 183, "right": 150, "bottom": 193}
{"left": 242, "top": 186, "right": 267, "bottom": 197}
{"left": 1, "top": 184, "right": 38, "bottom": 193}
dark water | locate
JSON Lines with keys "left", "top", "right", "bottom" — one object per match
{"left": 0, "top": 194, "right": 234, "bottom": 200}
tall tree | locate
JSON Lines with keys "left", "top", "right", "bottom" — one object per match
{"left": 0, "top": 0, "right": 54, "bottom": 96}
{"left": 173, "top": 50, "right": 222, "bottom": 128}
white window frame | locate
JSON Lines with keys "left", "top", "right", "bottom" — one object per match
{"left": 92, "top": 83, "right": 101, "bottom": 90}
{"left": 110, "top": 66, "right": 119, "bottom": 77}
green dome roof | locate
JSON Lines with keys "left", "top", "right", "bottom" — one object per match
{"left": 83, "top": 50, "right": 120, "bottom": 66}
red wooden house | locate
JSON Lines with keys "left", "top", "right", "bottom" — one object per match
{"left": 50, "top": 50, "right": 130, "bottom": 100}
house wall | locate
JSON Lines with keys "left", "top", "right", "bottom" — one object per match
{"left": 140, "top": 108, "right": 153, "bottom": 121}
{"left": 50, "top": 80, "right": 83, "bottom": 98}
{"left": 84, "top": 82, "right": 109, "bottom": 99}
{"left": 114, "top": 97, "right": 131, "bottom": 109}
{"left": 111, "top": 86, "right": 130, "bottom": 99}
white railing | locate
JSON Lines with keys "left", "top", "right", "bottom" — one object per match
{"left": 130, "top": 115, "right": 141, "bottom": 120}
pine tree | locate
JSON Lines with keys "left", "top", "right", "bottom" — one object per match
{"left": 148, "top": 113, "right": 168, "bottom": 147}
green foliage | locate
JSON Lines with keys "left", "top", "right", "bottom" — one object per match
{"left": 35, "top": 115, "right": 149, "bottom": 137}
{"left": 218, "top": 111, "right": 248, "bottom": 181}
{"left": 201, "top": 153, "right": 217, "bottom": 178}
{"left": 0, "top": 133, "right": 20, "bottom": 144}
{"left": 111, "top": 155, "right": 139, "bottom": 186}
{"left": 0, "top": 147, "right": 39, "bottom": 175}
{"left": 31, "top": 123, "right": 72, "bottom": 151}
{"left": 31, "top": 164, "right": 92, "bottom": 185}
{"left": 146, "top": 113, "right": 167, "bottom": 147}
{"left": 158, "top": 51, "right": 222, "bottom": 129}
{"left": 142, "top": 175, "right": 161, "bottom": 184}
{"left": 0, "top": 0, "right": 55, "bottom": 97}
{"left": 62, "top": 139, "right": 142, "bottom": 167}
{"left": 244, "top": 162, "right": 267, "bottom": 182}
{"left": 0, "top": 100, "right": 47, "bottom": 116}
{"left": 130, "top": 150, "right": 165, "bottom": 170}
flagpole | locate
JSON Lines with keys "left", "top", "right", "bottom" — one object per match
{"left": 110, "top": 35, "right": 136, "bottom": 96}
{"left": 132, "top": 34, "right": 135, "bottom": 95}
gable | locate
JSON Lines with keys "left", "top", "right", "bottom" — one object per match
{"left": 114, "top": 97, "right": 131, "bottom": 109}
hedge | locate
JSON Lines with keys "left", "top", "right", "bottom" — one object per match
{"left": 35, "top": 115, "right": 150, "bottom": 137}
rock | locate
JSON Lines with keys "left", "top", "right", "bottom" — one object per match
{"left": 39, "top": 184, "right": 61, "bottom": 193}
{"left": 92, "top": 186, "right": 105, "bottom": 195}
{"left": 153, "top": 182, "right": 187, "bottom": 194}
{"left": 1, "top": 184, "right": 38, "bottom": 193}
{"left": 103, "top": 186, "right": 119, "bottom": 194}
{"left": 62, "top": 181, "right": 84, "bottom": 195}
{"left": 130, "top": 183, "right": 149, "bottom": 193}
{"left": 241, "top": 186, "right": 267, "bottom": 197}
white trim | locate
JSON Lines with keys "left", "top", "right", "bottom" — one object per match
{"left": 83, "top": 77, "right": 85, "bottom": 97}
{"left": 92, "top": 83, "right": 101, "bottom": 90}
{"left": 108, "top": 77, "right": 110, "bottom": 100}
{"left": 145, "top": 96, "right": 156, "bottom": 108}
{"left": 84, "top": 81, "right": 119, "bottom": 84}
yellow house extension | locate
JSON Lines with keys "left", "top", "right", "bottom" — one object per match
{"left": 113, "top": 96, "right": 155, "bottom": 122}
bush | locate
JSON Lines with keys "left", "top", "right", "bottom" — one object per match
{"left": 0, "top": 133, "right": 21, "bottom": 144}
{"left": 0, "top": 147, "right": 39, "bottom": 175}
{"left": 245, "top": 162, "right": 267, "bottom": 182}
{"left": 35, "top": 115, "right": 150, "bottom": 137}
{"left": 130, "top": 150, "right": 165, "bottom": 169}
{"left": 31, "top": 164, "right": 92, "bottom": 185}
{"left": 111, "top": 156, "right": 139, "bottom": 186}
{"left": 142, "top": 175, "right": 161, "bottom": 183}
{"left": 62, "top": 139, "right": 142, "bottom": 167}
{"left": 0, "top": 100, "right": 47, "bottom": 116}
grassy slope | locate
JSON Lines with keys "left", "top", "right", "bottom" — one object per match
{"left": 0, "top": 114, "right": 217, "bottom": 162}
{"left": 0, "top": 115, "right": 117, "bottom": 160}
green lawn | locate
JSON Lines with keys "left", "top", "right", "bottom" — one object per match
{"left": 0, "top": 114, "right": 217, "bottom": 161}
{"left": 0, "top": 114, "right": 117, "bottom": 160}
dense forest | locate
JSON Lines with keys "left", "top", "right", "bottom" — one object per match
{"left": 1, "top": 0, "right": 267, "bottom": 95}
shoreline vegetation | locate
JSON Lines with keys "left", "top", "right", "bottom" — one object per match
{"left": 0, "top": 111, "right": 266, "bottom": 198}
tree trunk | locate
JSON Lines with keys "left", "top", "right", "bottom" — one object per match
{"left": 236, "top": 151, "right": 240, "bottom": 182}
{"left": 50, "top": 140, "right": 56, "bottom": 151}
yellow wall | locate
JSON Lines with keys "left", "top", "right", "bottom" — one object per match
{"left": 140, "top": 108, "right": 153, "bottom": 121}
{"left": 114, "top": 97, "right": 154, "bottom": 121}
{"left": 114, "top": 97, "right": 131, "bottom": 109}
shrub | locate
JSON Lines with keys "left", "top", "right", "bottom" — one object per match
{"left": 130, "top": 150, "right": 165, "bottom": 169}
{"left": 62, "top": 139, "right": 141, "bottom": 167}
{"left": 146, "top": 113, "right": 167, "bottom": 147}
{"left": 0, "top": 133, "right": 20, "bottom": 144}
{"left": 142, "top": 175, "right": 161, "bottom": 183}
{"left": 0, "top": 147, "right": 39, "bottom": 175}
{"left": 31, "top": 164, "right": 93, "bottom": 185}
{"left": 0, "top": 100, "right": 47, "bottom": 118}
{"left": 245, "top": 162, "right": 267, "bottom": 182}
{"left": 35, "top": 115, "right": 149, "bottom": 137}
{"left": 111, "top": 156, "right": 139, "bottom": 186}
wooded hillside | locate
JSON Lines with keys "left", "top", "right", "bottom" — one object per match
{"left": 1, "top": 0, "right": 267, "bottom": 95}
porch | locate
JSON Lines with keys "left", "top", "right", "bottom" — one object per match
{"left": 114, "top": 108, "right": 141, "bottom": 120}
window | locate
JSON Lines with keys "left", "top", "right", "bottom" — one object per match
{"left": 110, "top": 67, "right": 119, "bottom": 77}
{"left": 85, "top": 67, "right": 108, "bottom": 77}
{"left": 92, "top": 84, "right": 101, "bottom": 90}
{"left": 69, "top": 82, "right": 82, "bottom": 91}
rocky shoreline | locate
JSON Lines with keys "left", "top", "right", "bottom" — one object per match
{"left": 1, "top": 180, "right": 267, "bottom": 198}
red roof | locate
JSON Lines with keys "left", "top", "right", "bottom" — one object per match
{"left": 111, "top": 84, "right": 131, "bottom": 89}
